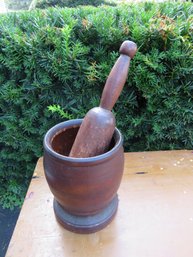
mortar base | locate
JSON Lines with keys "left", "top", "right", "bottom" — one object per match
{"left": 53, "top": 196, "right": 118, "bottom": 234}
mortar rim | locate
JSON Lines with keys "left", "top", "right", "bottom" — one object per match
{"left": 43, "top": 119, "right": 123, "bottom": 163}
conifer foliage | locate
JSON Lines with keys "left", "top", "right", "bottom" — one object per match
{"left": 0, "top": 2, "right": 192, "bottom": 207}
{"left": 35, "top": 0, "right": 116, "bottom": 9}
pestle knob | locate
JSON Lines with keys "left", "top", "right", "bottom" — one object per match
{"left": 119, "top": 40, "right": 137, "bottom": 58}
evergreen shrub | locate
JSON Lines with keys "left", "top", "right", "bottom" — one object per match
{"left": 35, "top": 0, "right": 116, "bottom": 9}
{"left": 0, "top": 2, "right": 192, "bottom": 208}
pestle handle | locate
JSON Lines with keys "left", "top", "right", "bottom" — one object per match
{"left": 100, "top": 41, "right": 137, "bottom": 111}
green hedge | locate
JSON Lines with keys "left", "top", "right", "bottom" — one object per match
{"left": 0, "top": 2, "right": 192, "bottom": 208}
{"left": 35, "top": 0, "right": 117, "bottom": 8}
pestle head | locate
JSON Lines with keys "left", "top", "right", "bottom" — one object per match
{"left": 119, "top": 40, "right": 137, "bottom": 59}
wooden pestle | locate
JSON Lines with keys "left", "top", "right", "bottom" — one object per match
{"left": 69, "top": 40, "right": 137, "bottom": 158}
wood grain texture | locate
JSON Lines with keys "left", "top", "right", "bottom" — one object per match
{"left": 69, "top": 108, "right": 116, "bottom": 157}
{"left": 6, "top": 150, "right": 193, "bottom": 257}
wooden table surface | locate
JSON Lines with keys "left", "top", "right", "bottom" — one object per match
{"left": 6, "top": 150, "right": 193, "bottom": 257}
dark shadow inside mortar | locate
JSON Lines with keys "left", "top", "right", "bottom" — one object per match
{"left": 51, "top": 125, "right": 116, "bottom": 157}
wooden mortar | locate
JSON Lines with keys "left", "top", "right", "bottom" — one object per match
{"left": 43, "top": 119, "right": 124, "bottom": 233}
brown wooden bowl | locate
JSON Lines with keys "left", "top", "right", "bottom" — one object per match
{"left": 43, "top": 119, "right": 124, "bottom": 233}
